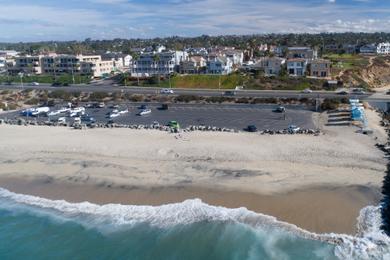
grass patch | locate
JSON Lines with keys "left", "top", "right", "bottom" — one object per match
{"left": 0, "top": 74, "right": 91, "bottom": 84}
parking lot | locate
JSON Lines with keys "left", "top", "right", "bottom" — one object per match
{"left": 1, "top": 103, "right": 316, "bottom": 131}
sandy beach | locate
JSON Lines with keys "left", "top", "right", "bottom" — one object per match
{"left": 0, "top": 111, "right": 386, "bottom": 234}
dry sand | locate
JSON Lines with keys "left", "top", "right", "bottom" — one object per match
{"left": 0, "top": 111, "right": 386, "bottom": 234}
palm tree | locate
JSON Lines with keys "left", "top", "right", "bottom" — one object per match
{"left": 131, "top": 53, "right": 140, "bottom": 86}
{"left": 153, "top": 54, "right": 161, "bottom": 86}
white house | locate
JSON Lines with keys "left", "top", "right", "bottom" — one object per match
{"left": 0, "top": 57, "right": 6, "bottom": 73}
{"left": 287, "top": 58, "right": 308, "bottom": 77}
{"left": 260, "top": 57, "right": 286, "bottom": 76}
{"left": 131, "top": 51, "right": 187, "bottom": 76}
{"left": 377, "top": 43, "right": 390, "bottom": 55}
{"left": 206, "top": 57, "right": 233, "bottom": 75}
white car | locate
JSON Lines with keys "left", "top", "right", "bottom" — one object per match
{"left": 58, "top": 107, "right": 70, "bottom": 113}
{"left": 109, "top": 112, "right": 120, "bottom": 118}
{"left": 29, "top": 82, "right": 40, "bottom": 86}
{"left": 301, "top": 88, "right": 312, "bottom": 93}
{"left": 74, "top": 117, "right": 81, "bottom": 124}
{"left": 138, "top": 109, "right": 152, "bottom": 116}
{"left": 288, "top": 125, "right": 301, "bottom": 133}
{"left": 119, "top": 109, "right": 129, "bottom": 114}
{"left": 48, "top": 110, "right": 61, "bottom": 116}
{"left": 58, "top": 117, "right": 66, "bottom": 124}
{"left": 160, "top": 88, "right": 174, "bottom": 94}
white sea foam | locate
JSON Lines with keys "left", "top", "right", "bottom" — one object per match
{"left": 0, "top": 187, "right": 389, "bottom": 259}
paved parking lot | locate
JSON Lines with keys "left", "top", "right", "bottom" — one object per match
{"left": 1, "top": 103, "right": 316, "bottom": 131}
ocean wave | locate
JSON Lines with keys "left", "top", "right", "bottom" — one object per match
{"left": 0, "top": 187, "right": 389, "bottom": 259}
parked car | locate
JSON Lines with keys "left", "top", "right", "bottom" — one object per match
{"left": 98, "top": 102, "right": 105, "bottom": 108}
{"left": 301, "top": 88, "right": 312, "bottom": 93}
{"left": 336, "top": 90, "right": 349, "bottom": 95}
{"left": 274, "top": 106, "right": 286, "bottom": 113}
{"left": 352, "top": 88, "right": 366, "bottom": 95}
{"left": 139, "top": 104, "right": 147, "bottom": 110}
{"left": 246, "top": 125, "right": 258, "bottom": 132}
{"left": 138, "top": 109, "right": 152, "bottom": 116}
{"left": 288, "top": 125, "right": 300, "bottom": 133}
{"left": 160, "top": 88, "right": 174, "bottom": 94}
{"left": 224, "top": 91, "right": 236, "bottom": 96}
{"left": 167, "top": 120, "right": 180, "bottom": 128}
{"left": 160, "top": 104, "right": 169, "bottom": 110}
{"left": 51, "top": 82, "right": 62, "bottom": 87}
{"left": 58, "top": 117, "right": 66, "bottom": 124}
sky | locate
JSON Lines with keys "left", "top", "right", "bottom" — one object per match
{"left": 0, "top": 0, "right": 389, "bottom": 42}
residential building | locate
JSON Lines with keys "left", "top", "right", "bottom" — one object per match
{"left": 287, "top": 47, "right": 317, "bottom": 60}
{"left": 260, "top": 57, "right": 286, "bottom": 76}
{"left": 359, "top": 44, "right": 377, "bottom": 55}
{"left": 131, "top": 51, "right": 187, "bottom": 76}
{"left": 180, "top": 56, "right": 206, "bottom": 74}
{"left": 0, "top": 57, "right": 6, "bottom": 72}
{"left": 342, "top": 44, "right": 358, "bottom": 54}
{"left": 9, "top": 55, "right": 43, "bottom": 74}
{"left": 309, "top": 59, "right": 331, "bottom": 78}
{"left": 0, "top": 50, "right": 18, "bottom": 59}
{"left": 224, "top": 50, "right": 244, "bottom": 66}
{"left": 377, "top": 42, "right": 390, "bottom": 55}
{"left": 287, "top": 58, "right": 308, "bottom": 77}
{"left": 102, "top": 53, "right": 132, "bottom": 71}
{"left": 206, "top": 56, "right": 233, "bottom": 75}
{"left": 79, "top": 55, "right": 114, "bottom": 78}
{"left": 186, "top": 47, "right": 208, "bottom": 57}
{"left": 269, "top": 46, "right": 284, "bottom": 57}
{"left": 41, "top": 54, "right": 80, "bottom": 74}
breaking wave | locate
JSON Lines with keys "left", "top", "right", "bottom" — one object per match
{"left": 0, "top": 187, "right": 389, "bottom": 259}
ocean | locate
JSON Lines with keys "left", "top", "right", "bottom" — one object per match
{"left": 0, "top": 188, "right": 389, "bottom": 260}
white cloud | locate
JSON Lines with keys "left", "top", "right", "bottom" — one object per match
{"left": 0, "top": 0, "right": 388, "bottom": 41}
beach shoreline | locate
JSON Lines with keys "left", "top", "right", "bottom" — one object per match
{"left": 0, "top": 176, "right": 382, "bottom": 235}
{"left": 0, "top": 109, "right": 386, "bottom": 235}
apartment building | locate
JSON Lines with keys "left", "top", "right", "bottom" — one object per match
{"left": 131, "top": 51, "right": 187, "bottom": 76}
{"left": 79, "top": 55, "right": 114, "bottom": 78}
{"left": 9, "top": 54, "right": 114, "bottom": 78}
{"left": 287, "top": 58, "right": 308, "bottom": 76}
{"left": 41, "top": 55, "right": 80, "bottom": 74}
{"left": 9, "top": 55, "right": 43, "bottom": 74}
{"left": 309, "top": 59, "right": 331, "bottom": 78}
{"left": 377, "top": 42, "right": 390, "bottom": 55}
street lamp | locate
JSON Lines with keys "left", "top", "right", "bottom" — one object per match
{"left": 18, "top": 72, "right": 24, "bottom": 88}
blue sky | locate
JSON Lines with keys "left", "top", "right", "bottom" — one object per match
{"left": 0, "top": 0, "right": 389, "bottom": 42}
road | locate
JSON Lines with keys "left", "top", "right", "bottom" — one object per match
{"left": 1, "top": 103, "right": 315, "bottom": 131}
{"left": 0, "top": 83, "right": 375, "bottom": 100}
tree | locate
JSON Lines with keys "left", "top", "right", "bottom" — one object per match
{"left": 153, "top": 54, "right": 161, "bottom": 86}
{"left": 131, "top": 53, "right": 140, "bottom": 86}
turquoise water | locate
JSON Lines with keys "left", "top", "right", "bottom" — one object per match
{"left": 0, "top": 188, "right": 388, "bottom": 260}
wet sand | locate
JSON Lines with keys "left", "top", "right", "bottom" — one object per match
{"left": 0, "top": 177, "right": 382, "bottom": 235}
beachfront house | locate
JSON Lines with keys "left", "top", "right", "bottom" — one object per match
{"left": 377, "top": 43, "right": 390, "bottom": 55}
{"left": 260, "top": 57, "right": 286, "bottom": 76}
{"left": 179, "top": 56, "right": 206, "bottom": 74}
{"left": 131, "top": 51, "right": 187, "bottom": 76}
{"left": 287, "top": 47, "right": 317, "bottom": 60}
{"left": 287, "top": 58, "right": 308, "bottom": 77}
{"left": 309, "top": 59, "right": 331, "bottom": 78}
{"left": 206, "top": 56, "right": 233, "bottom": 75}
